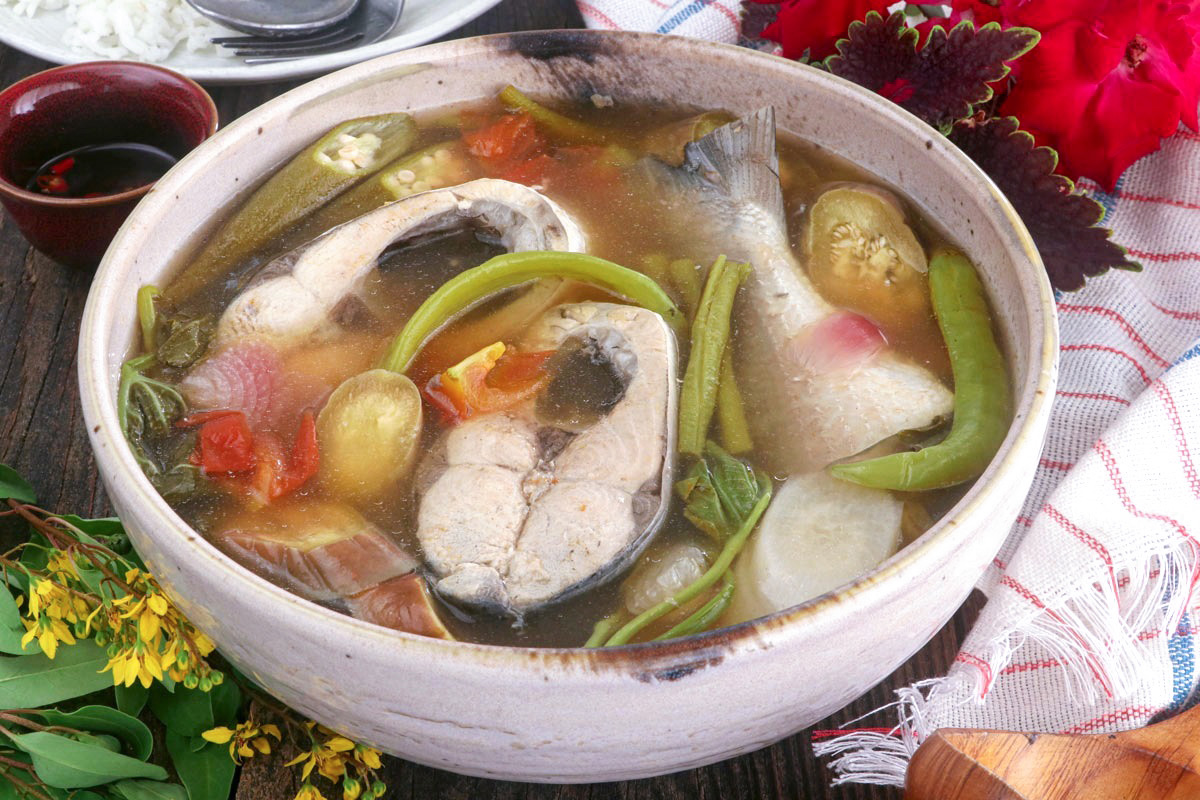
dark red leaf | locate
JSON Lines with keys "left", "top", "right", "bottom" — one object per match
{"left": 824, "top": 11, "right": 1038, "bottom": 133}
{"left": 949, "top": 115, "right": 1140, "bottom": 291}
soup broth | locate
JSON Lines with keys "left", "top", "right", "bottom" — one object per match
{"left": 124, "top": 91, "right": 1006, "bottom": 648}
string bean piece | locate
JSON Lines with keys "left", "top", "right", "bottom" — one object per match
{"left": 831, "top": 248, "right": 1011, "bottom": 490}
{"left": 716, "top": 350, "right": 753, "bottom": 455}
{"left": 165, "top": 113, "right": 418, "bottom": 305}
{"left": 381, "top": 251, "right": 685, "bottom": 373}
{"left": 137, "top": 286, "right": 160, "bottom": 353}
{"left": 498, "top": 85, "right": 612, "bottom": 146}
{"left": 678, "top": 255, "right": 751, "bottom": 457}
{"left": 668, "top": 257, "right": 702, "bottom": 318}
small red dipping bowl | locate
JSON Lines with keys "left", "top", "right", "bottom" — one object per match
{"left": 0, "top": 61, "right": 218, "bottom": 268}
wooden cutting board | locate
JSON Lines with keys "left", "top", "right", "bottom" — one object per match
{"left": 904, "top": 704, "right": 1200, "bottom": 799}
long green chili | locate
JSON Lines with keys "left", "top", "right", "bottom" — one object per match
{"left": 716, "top": 350, "right": 753, "bottom": 455}
{"left": 831, "top": 248, "right": 1011, "bottom": 490}
{"left": 678, "top": 255, "right": 751, "bottom": 457}
{"left": 604, "top": 487, "right": 770, "bottom": 647}
{"left": 654, "top": 571, "right": 735, "bottom": 641}
{"left": 137, "top": 286, "right": 160, "bottom": 353}
{"left": 381, "top": 251, "right": 685, "bottom": 373}
{"left": 498, "top": 85, "right": 613, "bottom": 146}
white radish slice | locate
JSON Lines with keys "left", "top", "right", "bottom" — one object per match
{"left": 728, "top": 471, "right": 902, "bottom": 623}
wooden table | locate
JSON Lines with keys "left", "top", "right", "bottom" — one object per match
{"left": 0, "top": 2, "right": 985, "bottom": 797}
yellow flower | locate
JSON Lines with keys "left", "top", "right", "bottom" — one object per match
{"left": 357, "top": 747, "right": 382, "bottom": 770}
{"left": 295, "top": 783, "right": 327, "bottom": 800}
{"left": 204, "top": 720, "right": 281, "bottom": 764}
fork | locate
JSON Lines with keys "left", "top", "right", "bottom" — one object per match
{"left": 212, "top": 0, "right": 405, "bottom": 63}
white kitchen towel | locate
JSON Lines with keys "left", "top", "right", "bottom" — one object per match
{"left": 577, "top": 1, "right": 1200, "bottom": 786}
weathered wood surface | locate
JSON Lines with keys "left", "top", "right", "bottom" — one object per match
{"left": 0, "top": 2, "right": 985, "bottom": 797}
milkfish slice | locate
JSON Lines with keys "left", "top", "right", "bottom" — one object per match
{"left": 644, "top": 108, "right": 953, "bottom": 474}
{"left": 214, "top": 177, "right": 587, "bottom": 352}
{"left": 213, "top": 502, "right": 452, "bottom": 639}
{"left": 416, "top": 302, "right": 678, "bottom": 616}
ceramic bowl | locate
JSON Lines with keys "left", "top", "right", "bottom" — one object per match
{"left": 79, "top": 31, "right": 1057, "bottom": 782}
{"left": 0, "top": 61, "right": 218, "bottom": 268}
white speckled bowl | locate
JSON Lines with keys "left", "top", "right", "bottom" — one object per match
{"left": 79, "top": 30, "right": 1057, "bottom": 782}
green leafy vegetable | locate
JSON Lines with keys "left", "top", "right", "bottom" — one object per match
{"left": 678, "top": 256, "right": 751, "bottom": 457}
{"left": 156, "top": 317, "right": 213, "bottom": 370}
{"left": 137, "top": 286, "right": 159, "bottom": 354}
{"left": 0, "top": 465, "right": 35, "bottom": 504}
{"left": 117, "top": 355, "right": 187, "bottom": 475}
{"left": 0, "top": 640, "right": 111, "bottom": 708}
{"left": 948, "top": 114, "right": 1140, "bottom": 290}
{"left": 34, "top": 707, "right": 153, "bottom": 761}
{"left": 5, "top": 731, "right": 166, "bottom": 788}
{"left": 164, "top": 732, "right": 235, "bottom": 800}
{"left": 824, "top": 11, "right": 1039, "bottom": 134}
{"left": 110, "top": 779, "right": 189, "bottom": 800}
{"left": 602, "top": 444, "right": 771, "bottom": 646}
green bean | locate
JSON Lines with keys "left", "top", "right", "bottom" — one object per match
{"left": 716, "top": 350, "right": 753, "bottom": 455}
{"left": 137, "top": 285, "right": 160, "bottom": 353}
{"left": 678, "top": 256, "right": 751, "bottom": 457}
{"left": 668, "top": 257, "right": 702, "bottom": 318}
{"left": 498, "top": 85, "right": 613, "bottom": 146}
{"left": 831, "top": 248, "right": 1011, "bottom": 490}
{"left": 604, "top": 487, "right": 770, "bottom": 647}
{"left": 381, "top": 251, "right": 685, "bottom": 373}
{"left": 654, "top": 571, "right": 735, "bottom": 641}
{"left": 165, "top": 113, "right": 417, "bottom": 305}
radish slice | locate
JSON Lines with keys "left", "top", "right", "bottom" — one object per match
{"left": 727, "top": 471, "right": 902, "bottom": 623}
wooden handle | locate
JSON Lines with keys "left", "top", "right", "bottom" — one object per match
{"left": 904, "top": 705, "right": 1200, "bottom": 800}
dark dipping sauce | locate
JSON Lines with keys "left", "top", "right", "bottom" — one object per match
{"left": 26, "top": 142, "right": 177, "bottom": 198}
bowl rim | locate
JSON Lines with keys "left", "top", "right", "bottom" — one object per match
{"left": 79, "top": 29, "right": 1058, "bottom": 672}
{"left": 0, "top": 60, "right": 219, "bottom": 208}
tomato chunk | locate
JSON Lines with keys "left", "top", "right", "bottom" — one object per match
{"left": 180, "top": 411, "right": 256, "bottom": 475}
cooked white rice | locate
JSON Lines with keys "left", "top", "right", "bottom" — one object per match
{"left": 1, "top": 0, "right": 232, "bottom": 60}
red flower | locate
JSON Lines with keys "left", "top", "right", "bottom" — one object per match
{"left": 748, "top": 0, "right": 892, "bottom": 61}
{"left": 998, "top": 0, "right": 1200, "bottom": 189}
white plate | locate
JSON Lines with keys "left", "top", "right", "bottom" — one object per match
{"left": 0, "top": 0, "right": 504, "bottom": 84}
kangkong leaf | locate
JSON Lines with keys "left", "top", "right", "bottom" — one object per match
{"left": 165, "top": 731, "right": 236, "bottom": 800}
{"left": 825, "top": 11, "right": 1039, "bottom": 132}
{"left": 35, "top": 706, "right": 154, "bottom": 761}
{"left": 0, "top": 639, "right": 111, "bottom": 707}
{"left": 949, "top": 115, "right": 1140, "bottom": 290}
{"left": 0, "top": 464, "right": 35, "bottom": 503}
{"left": 7, "top": 731, "right": 166, "bottom": 788}
{"left": 675, "top": 443, "right": 769, "bottom": 542}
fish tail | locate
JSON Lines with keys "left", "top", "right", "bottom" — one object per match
{"left": 683, "top": 106, "right": 784, "bottom": 226}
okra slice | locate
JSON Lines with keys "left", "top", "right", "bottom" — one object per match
{"left": 167, "top": 113, "right": 418, "bottom": 305}
{"left": 298, "top": 140, "right": 479, "bottom": 237}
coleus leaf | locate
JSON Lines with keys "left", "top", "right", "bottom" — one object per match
{"left": 824, "top": 11, "right": 1039, "bottom": 133}
{"left": 949, "top": 115, "right": 1140, "bottom": 291}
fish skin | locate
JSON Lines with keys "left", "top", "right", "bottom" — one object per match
{"left": 647, "top": 108, "right": 953, "bottom": 473}
{"left": 214, "top": 178, "right": 586, "bottom": 353}
{"left": 415, "top": 302, "right": 678, "bottom": 615}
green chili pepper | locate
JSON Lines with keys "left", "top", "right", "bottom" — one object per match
{"left": 830, "top": 248, "right": 1011, "bottom": 491}
{"left": 678, "top": 255, "right": 751, "bottom": 458}
{"left": 381, "top": 251, "right": 685, "bottom": 373}
{"left": 166, "top": 113, "right": 418, "bottom": 305}
{"left": 498, "top": 85, "right": 614, "bottom": 146}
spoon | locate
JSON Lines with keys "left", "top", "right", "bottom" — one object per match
{"left": 184, "top": 0, "right": 359, "bottom": 37}
{"left": 905, "top": 703, "right": 1200, "bottom": 799}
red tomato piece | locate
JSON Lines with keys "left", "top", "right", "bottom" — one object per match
{"left": 190, "top": 411, "right": 256, "bottom": 475}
